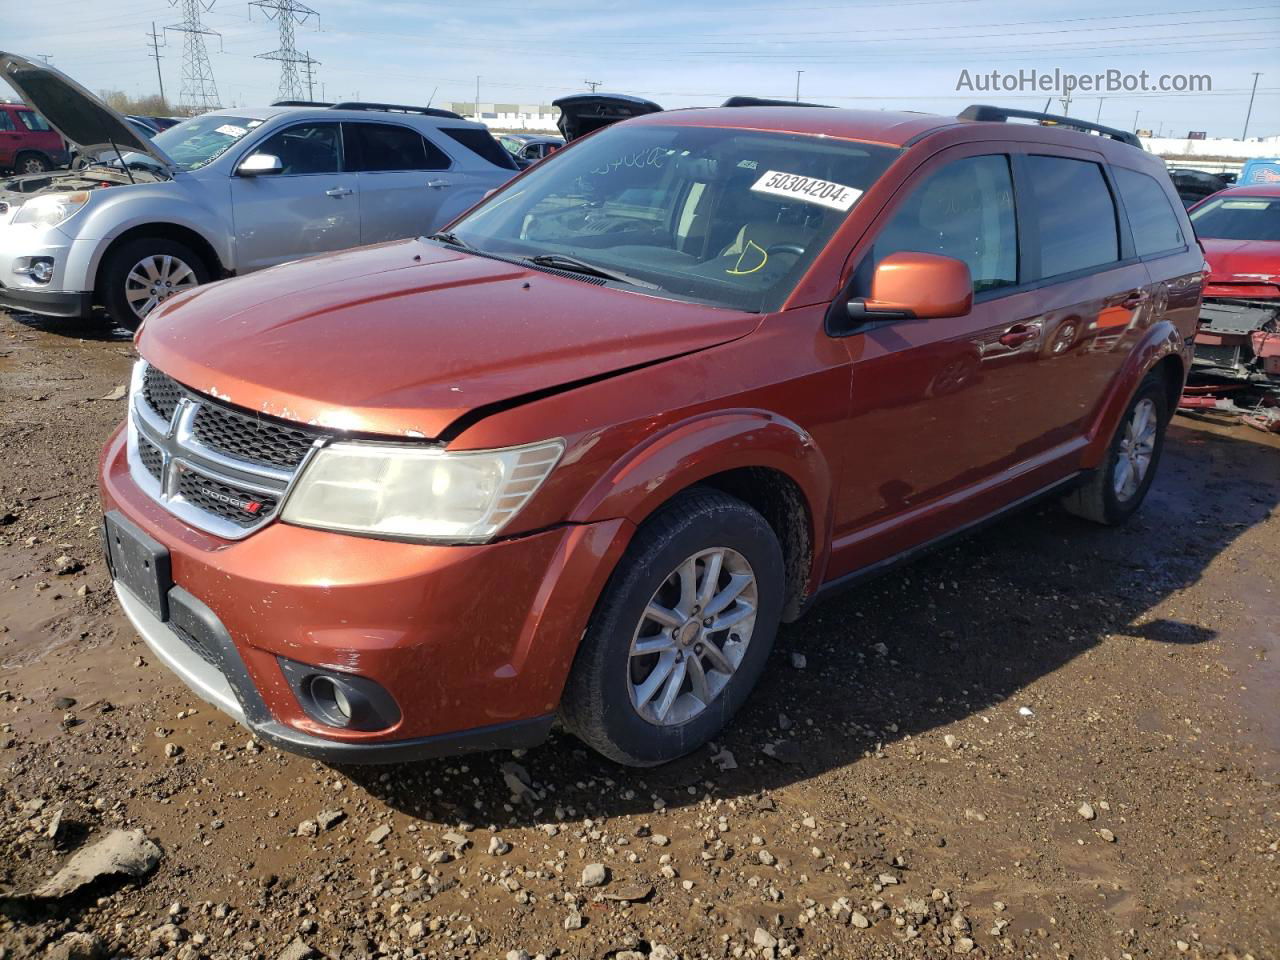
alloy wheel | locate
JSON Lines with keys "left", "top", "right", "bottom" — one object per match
{"left": 1113, "top": 397, "right": 1157, "bottom": 502}
{"left": 628, "top": 547, "right": 758, "bottom": 727}
{"left": 124, "top": 254, "right": 199, "bottom": 320}
{"left": 19, "top": 156, "right": 47, "bottom": 175}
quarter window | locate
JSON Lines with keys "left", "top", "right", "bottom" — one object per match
{"left": 865, "top": 154, "right": 1019, "bottom": 294}
{"left": 344, "top": 122, "right": 450, "bottom": 172}
{"left": 1114, "top": 168, "right": 1185, "bottom": 256}
{"left": 1026, "top": 155, "right": 1120, "bottom": 277}
{"left": 254, "top": 123, "right": 341, "bottom": 175}
{"left": 16, "top": 110, "right": 50, "bottom": 132}
{"left": 0, "top": 111, "right": 13, "bottom": 132}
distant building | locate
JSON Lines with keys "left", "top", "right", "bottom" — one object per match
{"left": 449, "top": 102, "right": 559, "bottom": 132}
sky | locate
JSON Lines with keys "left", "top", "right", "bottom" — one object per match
{"left": 6, "top": 0, "right": 1278, "bottom": 139}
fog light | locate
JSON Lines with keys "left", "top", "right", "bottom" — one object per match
{"left": 276, "top": 658, "right": 401, "bottom": 732}
{"left": 26, "top": 257, "right": 54, "bottom": 284}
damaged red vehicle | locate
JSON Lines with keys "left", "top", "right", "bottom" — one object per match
{"left": 1182, "top": 184, "right": 1280, "bottom": 430}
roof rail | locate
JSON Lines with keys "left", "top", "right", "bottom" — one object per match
{"left": 330, "top": 101, "right": 463, "bottom": 120}
{"left": 958, "top": 104, "right": 1142, "bottom": 148}
{"left": 271, "top": 99, "right": 333, "bottom": 107}
{"left": 721, "top": 96, "right": 833, "bottom": 109}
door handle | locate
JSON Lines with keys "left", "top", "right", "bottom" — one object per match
{"left": 325, "top": 186, "right": 353, "bottom": 198}
{"left": 426, "top": 179, "right": 450, "bottom": 189}
{"left": 999, "top": 324, "right": 1036, "bottom": 347}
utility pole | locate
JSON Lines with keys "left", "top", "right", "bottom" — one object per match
{"left": 302, "top": 50, "right": 317, "bottom": 102}
{"left": 584, "top": 80, "right": 601, "bottom": 93}
{"left": 1095, "top": 97, "right": 1103, "bottom": 123}
{"left": 475, "top": 75, "right": 480, "bottom": 119}
{"left": 1133, "top": 109, "right": 1140, "bottom": 133}
{"left": 1242, "top": 71, "right": 1262, "bottom": 139}
{"left": 1059, "top": 90, "right": 1072, "bottom": 116}
{"left": 37, "top": 54, "right": 53, "bottom": 64}
{"left": 795, "top": 70, "right": 804, "bottom": 101}
{"left": 146, "top": 22, "right": 166, "bottom": 106}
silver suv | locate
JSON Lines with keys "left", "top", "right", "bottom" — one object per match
{"left": 0, "top": 53, "right": 518, "bottom": 328}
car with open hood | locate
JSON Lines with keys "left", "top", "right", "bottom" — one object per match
{"left": 1181, "top": 184, "right": 1280, "bottom": 411}
{"left": 99, "top": 100, "right": 1201, "bottom": 766}
{"left": 0, "top": 52, "right": 518, "bottom": 327}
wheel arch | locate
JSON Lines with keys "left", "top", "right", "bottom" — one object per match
{"left": 92, "top": 223, "right": 227, "bottom": 303}
{"left": 569, "top": 410, "right": 831, "bottom": 620}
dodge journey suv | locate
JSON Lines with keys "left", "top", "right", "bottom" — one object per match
{"left": 99, "top": 100, "right": 1203, "bottom": 766}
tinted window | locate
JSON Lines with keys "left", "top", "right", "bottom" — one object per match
{"left": 1114, "top": 168, "right": 1185, "bottom": 256}
{"left": 1190, "top": 195, "right": 1280, "bottom": 242}
{"left": 0, "top": 110, "right": 13, "bottom": 132}
{"left": 255, "top": 123, "right": 340, "bottom": 175}
{"left": 865, "top": 154, "right": 1018, "bottom": 294}
{"left": 345, "top": 122, "right": 449, "bottom": 172}
{"left": 1026, "top": 156, "right": 1119, "bottom": 277}
{"left": 440, "top": 127, "right": 518, "bottom": 169}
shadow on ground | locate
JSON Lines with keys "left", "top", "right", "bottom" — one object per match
{"left": 349, "top": 420, "right": 1280, "bottom": 826}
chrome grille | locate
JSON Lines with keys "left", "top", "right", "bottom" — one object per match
{"left": 126, "top": 361, "right": 325, "bottom": 540}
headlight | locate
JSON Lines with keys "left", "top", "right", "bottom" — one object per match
{"left": 12, "top": 192, "right": 90, "bottom": 228}
{"left": 281, "top": 439, "right": 564, "bottom": 542}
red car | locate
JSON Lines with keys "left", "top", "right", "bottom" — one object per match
{"left": 99, "top": 102, "right": 1201, "bottom": 766}
{"left": 0, "top": 99, "right": 68, "bottom": 173}
{"left": 1184, "top": 185, "right": 1280, "bottom": 413}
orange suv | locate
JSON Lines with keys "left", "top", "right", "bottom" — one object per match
{"left": 99, "top": 102, "right": 1203, "bottom": 766}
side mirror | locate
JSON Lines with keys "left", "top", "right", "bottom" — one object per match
{"left": 846, "top": 252, "right": 973, "bottom": 324}
{"left": 236, "top": 153, "right": 283, "bottom": 177}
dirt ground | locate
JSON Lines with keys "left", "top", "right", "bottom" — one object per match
{"left": 0, "top": 308, "right": 1276, "bottom": 960}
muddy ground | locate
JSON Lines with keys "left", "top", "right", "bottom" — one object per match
{"left": 0, "top": 308, "right": 1276, "bottom": 960}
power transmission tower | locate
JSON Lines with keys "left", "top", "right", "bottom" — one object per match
{"left": 166, "top": 0, "right": 221, "bottom": 112}
{"left": 250, "top": 0, "right": 320, "bottom": 103}
{"left": 146, "top": 22, "right": 166, "bottom": 106}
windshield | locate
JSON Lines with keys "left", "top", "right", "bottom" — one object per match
{"left": 449, "top": 124, "right": 900, "bottom": 312}
{"left": 152, "top": 114, "right": 263, "bottom": 171}
{"left": 1191, "top": 195, "right": 1280, "bottom": 242}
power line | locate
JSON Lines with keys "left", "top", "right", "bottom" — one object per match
{"left": 250, "top": 0, "right": 320, "bottom": 103}
{"left": 166, "top": 0, "right": 221, "bottom": 112}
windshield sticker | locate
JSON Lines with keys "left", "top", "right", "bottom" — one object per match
{"left": 750, "top": 170, "right": 862, "bottom": 211}
{"left": 215, "top": 124, "right": 248, "bottom": 138}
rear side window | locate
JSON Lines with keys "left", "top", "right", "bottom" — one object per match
{"left": 1026, "top": 155, "right": 1119, "bottom": 277}
{"left": 16, "top": 110, "right": 50, "bottom": 132}
{"left": 0, "top": 110, "right": 13, "bottom": 132}
{"left": 1114, "top": 168, "right": 1185, "bottom": 256}
{"left": 344, "top": 122, "right": 449, "bottom": 171}
{"left": 865, "top": 154, "right": 1019, "bottom": 294}
{"left": 439, "top": 127, "right": 518, "bottom": 170}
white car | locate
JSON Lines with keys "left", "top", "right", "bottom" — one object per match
{"left": 0, "top": 52, "right": 520, "bottom": 327}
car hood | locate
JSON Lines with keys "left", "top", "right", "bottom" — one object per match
{"left": 0, "top": 51, "right": 176, "bottom": 175}
{"left": 1200, "top": 236, "right": 1280, "bottom": 290}
{"left": 553, "top": 93, "right": 663, "bottom": 141}
{"left": 138, "top": 240, "right": 760, "bottom": 441}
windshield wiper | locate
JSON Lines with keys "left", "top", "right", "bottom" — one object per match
{"left": 524, "top": 253, "right": 656, "bottom": 289}
{"left": 429, "top": 231, "right": 472, "bottom": 249}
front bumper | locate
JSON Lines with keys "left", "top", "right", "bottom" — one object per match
{"left": 0, "top": 223, "right": 97, "bottom": 317}
{"left": 100, "top": 425, "right": 633, "bottom": 762}
{"left": 0, "top": 282, "right": 93, "bottom": 318}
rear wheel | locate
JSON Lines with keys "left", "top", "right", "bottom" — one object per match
{"left": 98, "top": 237, "right": 209, "bottom": 330}
{"left": 561, "top": 489, "right": 784, "bottom": 766}
{"left": 1062, "top": 371, "right": 1169, "bottom": 525}
{"left": 15, "top": 152, "right": 49, "bottom": 175}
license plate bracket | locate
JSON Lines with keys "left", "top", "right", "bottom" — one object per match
{"left": 103, "top": 510, "right": 172, "bottom": 621}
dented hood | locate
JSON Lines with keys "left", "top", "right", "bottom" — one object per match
{"left": 137, "top": 240, "right": 759, "bottom": 440}
{"left": 0, "top": 51, "right": 177, "bottom": 174}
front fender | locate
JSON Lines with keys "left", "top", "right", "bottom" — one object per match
{"left": 569, "top": 409, "right": 833, "bottom": 584}
{"left": 1082, "top": 319, "right": 1189, "bottom": 469}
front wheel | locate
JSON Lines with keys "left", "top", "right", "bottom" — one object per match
{"left": 99, "top": 237, "right": 209, "bottom": 330}
{"left": 16, "top": 153, "right": 49, "bottom": 175}
{"left": 560, "top": 490, "right": 784, "bottom": 766}
{"left": 1062, "top": 371, "right": 1170, "bottom": 525}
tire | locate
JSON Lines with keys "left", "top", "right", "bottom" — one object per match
{"left": 1062, "top": 371, "right": 1170, "bottom": 525}
{"left": 560, "top": 489, "right": 785, "bottom": 766}
{"left": 98, "top": 237, "right": 209, "bottom": 331}
{"left": 15, "top": 152, "right": 48, "bottom": 175}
